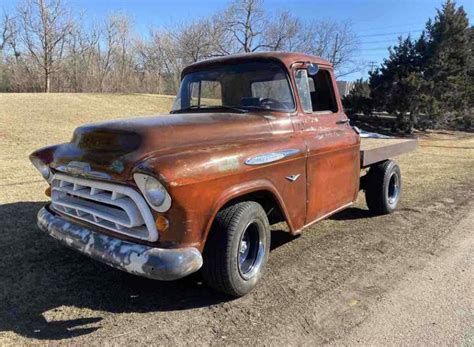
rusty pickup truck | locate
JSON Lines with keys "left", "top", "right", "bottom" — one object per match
{"left": 30, "top": 52, "right": 416, "bottom": 296}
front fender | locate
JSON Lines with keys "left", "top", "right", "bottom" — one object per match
{"left": 203, "top": 178, "right": 297, "bottom": 240}
{"left": 132, "top": 136, "right": 307, "bottom": 250}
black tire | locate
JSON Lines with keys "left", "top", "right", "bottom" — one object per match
{"left": 202, "top": 201, "right": 271, "bottom": 297}
{"left": 365, "top": 160, "right": 402, "bottom": 215}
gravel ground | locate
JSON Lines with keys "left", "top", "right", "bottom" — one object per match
{"left": 339, "top": 205, "right": 473, "bottom": 346}
{"left": 0, "top": 94, "right": 473, "bottom": 345}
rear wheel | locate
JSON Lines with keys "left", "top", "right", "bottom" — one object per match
{"left": 202, "top": 201, "right": 270, "bottom": 297}
{"left": 365, "top": 160, "right": 401, "bottom": 214}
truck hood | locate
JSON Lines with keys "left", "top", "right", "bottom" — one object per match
{"left": 46, "top": 112, "right": 272, "bottom": 180}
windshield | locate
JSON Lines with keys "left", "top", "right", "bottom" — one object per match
{"left": 171, "top": 61, "right": 295, "bottom": 113}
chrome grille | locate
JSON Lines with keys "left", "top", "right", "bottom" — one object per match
{"left": 50, "top": 173, "right": 158, "bottom": 241}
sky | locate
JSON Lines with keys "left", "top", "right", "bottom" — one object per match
{"left": 1, "top": 0, "right": 473, "bottom": 80}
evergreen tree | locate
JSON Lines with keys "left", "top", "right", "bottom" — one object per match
{"left": 367, "top": 0, "right": 472, "bottom": 131}
{"left": 342, "top": 79, "right": 372, "bottom": 116}
{"left": 423, "top": 0, "right": 472, "bottom": 127}
{"left": 369, "top": 36, "right": 429, "bottom": 133}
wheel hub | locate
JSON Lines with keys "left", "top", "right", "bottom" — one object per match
{"left": 387, "top": 172, "right": 400, "bottom": 205}
{"left": 238, "top": 222, "right": 265, "bottom": 280}
{"left": 240, "top": 240, "right": 248, "bottom": 255}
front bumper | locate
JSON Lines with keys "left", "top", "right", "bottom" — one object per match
{"left": 37, "top": 206, "right": 203, "bottom": 281}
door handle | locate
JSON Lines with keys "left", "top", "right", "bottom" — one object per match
{"left": 336, "top": 119, "right": 350, "bottom": 125}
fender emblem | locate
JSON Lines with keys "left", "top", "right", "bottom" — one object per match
{"left": 286, "top": 174, "right": 301, "bottom": 182}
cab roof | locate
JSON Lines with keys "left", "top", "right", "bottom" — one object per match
{"left": 182, "top": 52, "right": 332, "bottom": 76}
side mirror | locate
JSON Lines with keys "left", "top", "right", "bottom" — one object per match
{"left": 308, "top": 63, "right": 319, "bottom": 76}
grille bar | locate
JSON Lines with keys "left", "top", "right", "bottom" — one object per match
{"left": 50, "top": 173, "right": 158, "bottom": 242}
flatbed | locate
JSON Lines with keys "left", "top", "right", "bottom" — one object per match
{"left": 360, "top": 138, "right": 418, "bottom": 168}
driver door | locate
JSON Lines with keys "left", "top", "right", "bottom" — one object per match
{"left": 293, "top": 66, "right": 360, "bottom": 224}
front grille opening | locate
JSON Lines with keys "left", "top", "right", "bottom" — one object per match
{"left": 64, "top": 191, "right": 124, "bottom": 212}
{"left": 50, "top": 173, "right": 158, "bottom": 241}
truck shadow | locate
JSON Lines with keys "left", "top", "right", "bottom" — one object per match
{"left": 0, "top": 201, "right": 294, "bottom": 341}
{"left": 330, "top": 207, "right": 375, "bottom": 221}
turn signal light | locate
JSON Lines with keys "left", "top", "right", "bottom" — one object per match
{"left": 156, "top": 216, "right": 170, "bottom": 232}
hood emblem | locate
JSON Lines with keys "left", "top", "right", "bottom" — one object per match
{"left": 286, "top": 174, "right": 301, "bottom": 182}
{"left": 57, "top": 161, "right": 111, "bottom": 180}
{"left": 65, "top": 161, "right": 91, "bottom": 175}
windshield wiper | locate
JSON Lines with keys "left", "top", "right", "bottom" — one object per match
{"left": 170, "top": 105, "right": 202, "bottom": 114}
{"left": 171, "top": 105, "right": 248, "bottom": 114}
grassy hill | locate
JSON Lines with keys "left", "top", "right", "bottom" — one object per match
{"left": 0, "top": 93, "right": 175, "bottom": 203}
{"left": 0, "top": 93, "right": 174, "bottom": 148}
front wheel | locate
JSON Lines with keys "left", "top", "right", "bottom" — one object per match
{"left": 202, "top": 201, "right": 270, "bottom": 297}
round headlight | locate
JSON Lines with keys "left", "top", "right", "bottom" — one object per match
{"left": 30, "top": 157, "right": 51, "bottom": 180}
{"left": 145, "top": 177, "right": 166, "bottom": 206}
{"left": 134, "top": 173, "right": 172, "bottom": 212}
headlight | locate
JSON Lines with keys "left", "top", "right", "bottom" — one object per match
{"left": 134, "top": 173, "right": 172, "bottom": 212}
{"left": 30, "top": 156, "right": 51, "bottom": 180}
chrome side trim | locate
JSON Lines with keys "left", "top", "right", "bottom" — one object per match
{"left": 245, "top": 149, "right": 301, "bottom": 166}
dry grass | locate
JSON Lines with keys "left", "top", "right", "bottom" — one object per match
{"left": 0, "top": 93, "right": 174, "bottom": 204}
{"left": 396, "top": 133, "right": 474, "bottom": 205}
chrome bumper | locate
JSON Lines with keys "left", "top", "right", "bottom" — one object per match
{"left": 37, "top": 206, "right": 203, "bottom": 281}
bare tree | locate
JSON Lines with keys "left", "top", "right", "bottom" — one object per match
{"left": 261, "top": 11, "right": 301, "bottom": 51}
{"left": 1, "top": 11, "right": 16, "bottom": 52}
{"left": 326, "top": 22, "right": 360, "bottom": 77}
{"left": 64, "top": 16, "right": 99, "bottom": 91}
{"left": 95, "top": 14, "right": 122, "bottom": 92}
{"left": 173, "top": 20, "right": 215, "bottom": 63}
{"left": 18, "top": 0, "right": 73, "bottom": 92}
{"left": 221, "top": 0, "right": 265, "bottom": 53}
{"left": 208, "top": 13, "right": 236, "bottom": 56}
{"left": 299, "top": 20, "right": 360, "bottom": 77}
{"left": 135, "top": 36, "right": 161, "bottom": 93}
{"left": 1, "top": 0, "right": 362, "bottom": 92}
{"left": 159, "top": 31, "right": 187, "bottom": 93}
{"left": 146, "top": 30, "right": 184, "bottom": 94}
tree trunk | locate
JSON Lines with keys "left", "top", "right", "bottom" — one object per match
{"left": 44, "top": 70, "right": 50, "bottom": 93}
{"left": 407, "top": 111, "right": 417, "bottom": 134}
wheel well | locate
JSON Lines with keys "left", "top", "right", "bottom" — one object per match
{"left": 221, "top": 190, "right": 286, "bottom": 225}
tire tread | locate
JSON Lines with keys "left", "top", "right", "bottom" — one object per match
{"left": 202, "top": 201, "right": 268, "bottom": 296}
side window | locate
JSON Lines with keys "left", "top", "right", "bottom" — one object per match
{"left": 308, "top": 70, "right": 338, "bottom": 113}
{"left": 295, "top": 69, "right": 312, "bottom": 113}
{"left": 190, "top": 80, "right": 222, "bottom": 106}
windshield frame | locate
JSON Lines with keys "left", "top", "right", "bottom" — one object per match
{"left": 173, "top": 58, "right": 297, "bottom": 114}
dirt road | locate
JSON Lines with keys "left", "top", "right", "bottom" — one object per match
{"left": 339, "top": 206, "right": 473, "bottom": 346}
{"left": 1, "top": 94, "right": 473, "bottom": 345}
